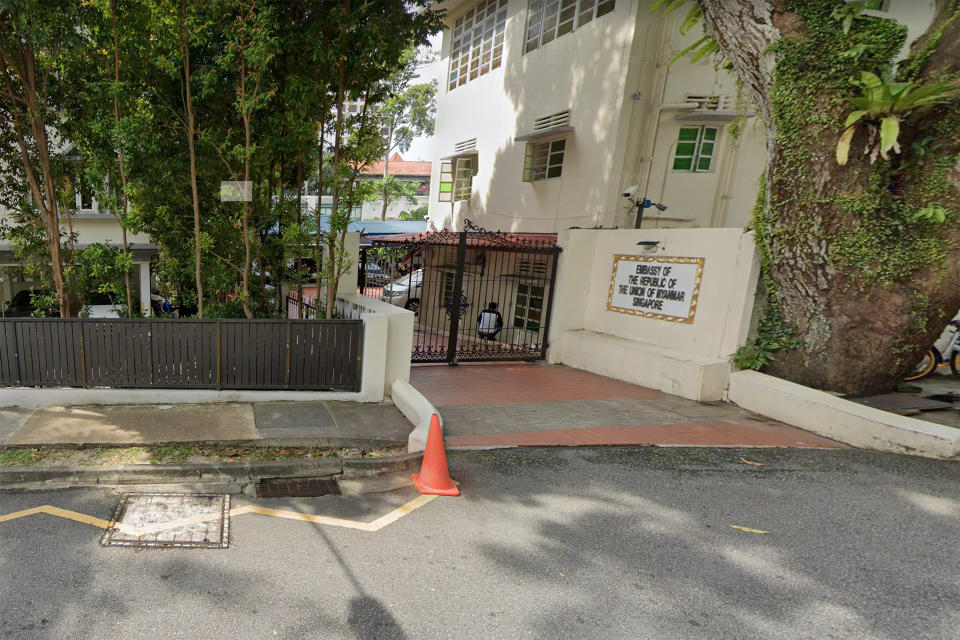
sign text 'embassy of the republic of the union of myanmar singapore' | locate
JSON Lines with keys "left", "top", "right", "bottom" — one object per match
{"left": 606, "top": 255, "right": 705, "bottom": 324}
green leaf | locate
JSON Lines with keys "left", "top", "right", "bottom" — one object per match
{"left": 678, "top": 4, "right": 703, "bottom": 34}
{"left": 844, "top": 110, "right": 868, "bottom": 127}
{"left": 836, "top": 125, "right": 857, "bottom": 166}
{"left": 879, "top": 116, "right": 900, "bottom": 159}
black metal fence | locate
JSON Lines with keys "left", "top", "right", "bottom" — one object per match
{"left": 0, "top": 318, "right": 362, "bottom": 391}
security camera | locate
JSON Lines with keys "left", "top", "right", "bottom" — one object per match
{"left": 653, "top": 202, "right": 668, "bottom": 212}
{"left": 622, "top": 185, "right": 640, "bottom": 199}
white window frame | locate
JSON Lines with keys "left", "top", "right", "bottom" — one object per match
{"left": 524, "top": 0, "right": 615, "bottom": 54}
{"left": 448, "top": 0, "right": 508, "bottom": 91}
{"left": 514, "top": 282, "right": 545, "bottom": 332}
{"left": 671, "top": 126, "right": 718, "bottom": 173}
{"left": 75, "top": 178, "right": 97, "bottom": 213}
{"left": 523, "top": 138, "right": 565, "bottom": 182}
{"left": 453, "top": 156, "right": 475, "bottom": 200}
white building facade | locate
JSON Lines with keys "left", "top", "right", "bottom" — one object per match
{"left": 0, "top": 195, "right": 155, "bottom": 317}
{"left": 427, "top": 0, "right": 935, "bottom": 233}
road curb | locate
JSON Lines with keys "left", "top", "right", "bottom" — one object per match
{"left": 0, "top": 452, "right": 423, "bottom": 492}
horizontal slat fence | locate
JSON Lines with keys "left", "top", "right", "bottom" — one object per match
{"left": 0, "top": 318, "right": 362, "bottom": 391}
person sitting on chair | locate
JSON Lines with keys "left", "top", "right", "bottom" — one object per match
{"left": 477, "top": 301, "right": 503, "bottom": 341}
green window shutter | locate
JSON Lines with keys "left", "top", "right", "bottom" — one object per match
{"left": 438, "top": 160, "right": 453, "bottom": 202}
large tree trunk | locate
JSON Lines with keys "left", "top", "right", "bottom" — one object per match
{"left": 0, "top": 44, "right": 71, "bottom": 317}
{"left": 325, "top": 60, "right": 346, "bottom": 320}
{"left": 112, "top": 0, "right": 135, "bottom": 317}
{"left": 700, "top": 0, "right": 960, "bottom": 394}
{"left": 181, "top": 11, "right": 204, "bottom": 318}
{"left": 240, "top": 58, "right": 254, "bottom": 320}
{"left": 380, "top": 128, "right": 392, "bottom": 221}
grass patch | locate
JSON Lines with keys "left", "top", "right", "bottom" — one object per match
{"left": 0, "top": 444, "right": 407, "bottom": 468}
{"left": 0, "top": 448, "right": 64, "bottom": 467}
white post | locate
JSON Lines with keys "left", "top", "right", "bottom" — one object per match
{"left": 137, "top": 262, "right": 151, "bottom": 316}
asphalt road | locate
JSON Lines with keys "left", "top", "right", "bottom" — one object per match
{"left": 0, "top": 447, "right": 958, "bottom": 640}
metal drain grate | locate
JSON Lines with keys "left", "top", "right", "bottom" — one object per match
{"left": 256, "top": 476, "right": 342, "bottom": 498}
{"left": 100, "top": 493, "right": 230, "bottom": 549}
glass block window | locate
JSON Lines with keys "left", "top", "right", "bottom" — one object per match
{"left": 523, "top": 139, "right": 565, "bottom": 182}
{"left": 672, "top": 126, "right": 718, "bottom": 173}
{"left": 524, "top": 0, "right": 615, "bottom": 53}
{"left": 514, "top": 283, "right": 544, "bottom": 332}
{"left": 448, "top": 0, "right": 508, "bottom": 91}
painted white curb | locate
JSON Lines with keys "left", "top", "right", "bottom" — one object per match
{"left": 728, "top": 370, "right": 960, "bottom": 459}
{"left": 391, "top": 378, "right": 441, "bottom": 453}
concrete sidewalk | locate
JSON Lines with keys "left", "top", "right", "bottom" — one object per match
{"left": 411, "top": 362, "right": 843, "bottom": 449}
{"left": 0, "top": 401, "right": 411, "bottom": 448}
{"left": 0, "top": 362, "right": 841, "bottom": 452}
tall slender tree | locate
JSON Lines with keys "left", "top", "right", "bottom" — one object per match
{"left": 0, "top": 0, "right": 85, "bottom": 317}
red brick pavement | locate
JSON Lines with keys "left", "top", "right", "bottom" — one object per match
{"left": 410, "top": 362, "right": 843, "bottom": 450}
{"left": 410, "top": 362, "right": 662, "bottom": 406}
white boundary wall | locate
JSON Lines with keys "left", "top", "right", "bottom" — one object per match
{"left": 729, "top": 371, "right": 960, "bottom": 459}
{"left": 335, "top": 294, "right": 414, "bottom": 401}
{"left": 547, "top": 228, "right": 759, "bottom": 401}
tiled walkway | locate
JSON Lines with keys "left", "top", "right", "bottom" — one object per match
{"left": 410, "top": 362, "right": 842, "bottom": 449}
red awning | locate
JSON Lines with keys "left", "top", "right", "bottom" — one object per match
{"left": 372, "top": 230, "right": 558, "bottom": 251}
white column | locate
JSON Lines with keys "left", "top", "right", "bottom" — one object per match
{"left": 137, "top": 262, "right": 151, "bottom": 316}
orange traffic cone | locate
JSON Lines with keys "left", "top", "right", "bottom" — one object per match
{"left": 412, "top": 414, "right": 459, "bottom": 496}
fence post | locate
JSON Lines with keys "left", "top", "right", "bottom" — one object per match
{"left": 79, "top": 321, "right": 88, "bottom": 388}
{"left": 445, "top": 230, "right": 469, "bottom": 365}
{"left": 540, "top": 248, "right": 562, "bottom": 359}
{"left": 12, "top": 320, "right": 22, "bottom": 385}
{"left": 216, "top": 319, "right": 222, "bottom": 390}
{"left": 284, "top": 319, "right": 292, "bottom": 387}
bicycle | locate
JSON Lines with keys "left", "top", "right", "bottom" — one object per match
{"left": 904, "top": 320, "right": 960, "bottom": 381}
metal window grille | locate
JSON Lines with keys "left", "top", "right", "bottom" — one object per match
{"left": 672, "top": 126, "right": 718, "bottom": 173}
{"left": 523, "top": 139, "right": 565, "bottom": 182}
{"left": 440, "top": 270, "right": 456, "bottom": 307}
{"left": 524, "top": 0, "right": 615, "bottom": 54}
{"left": 448, "top": 0, "right": 508, "bottom": 91}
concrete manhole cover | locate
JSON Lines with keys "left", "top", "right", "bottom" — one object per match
{"left": 100, "top": 493, "right": 231, "bottom": 549}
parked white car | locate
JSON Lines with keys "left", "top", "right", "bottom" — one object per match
{"left": 382, "top": 269, "right": 423, "bottom": 312}
{"left": 84, "top": 291, "right": 123, "bottom": 318}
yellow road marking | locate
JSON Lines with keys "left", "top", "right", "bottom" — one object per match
{"left": 0, "top": 493, "right": 441, "bottom": 534}
{"left": 0, "top": 505, "right": 111, "bottom": 529}
{"left": 231, "top": 493, "right": 439, "bottom": 532}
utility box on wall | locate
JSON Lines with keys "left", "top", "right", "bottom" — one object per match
{"left": 547, "top": 228, "right": 760, "bottom": 401}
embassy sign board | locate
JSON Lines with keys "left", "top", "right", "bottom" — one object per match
{"left": 606, "top": 255, "right": 705, "bottom": 324}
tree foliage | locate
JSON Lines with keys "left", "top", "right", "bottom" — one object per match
{"left": 0, "top": 0, "right": 442, "bottom": 319}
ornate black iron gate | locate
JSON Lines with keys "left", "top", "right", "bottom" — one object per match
{"left": 367, "top": 221, "right": 561, "bottom": 364}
